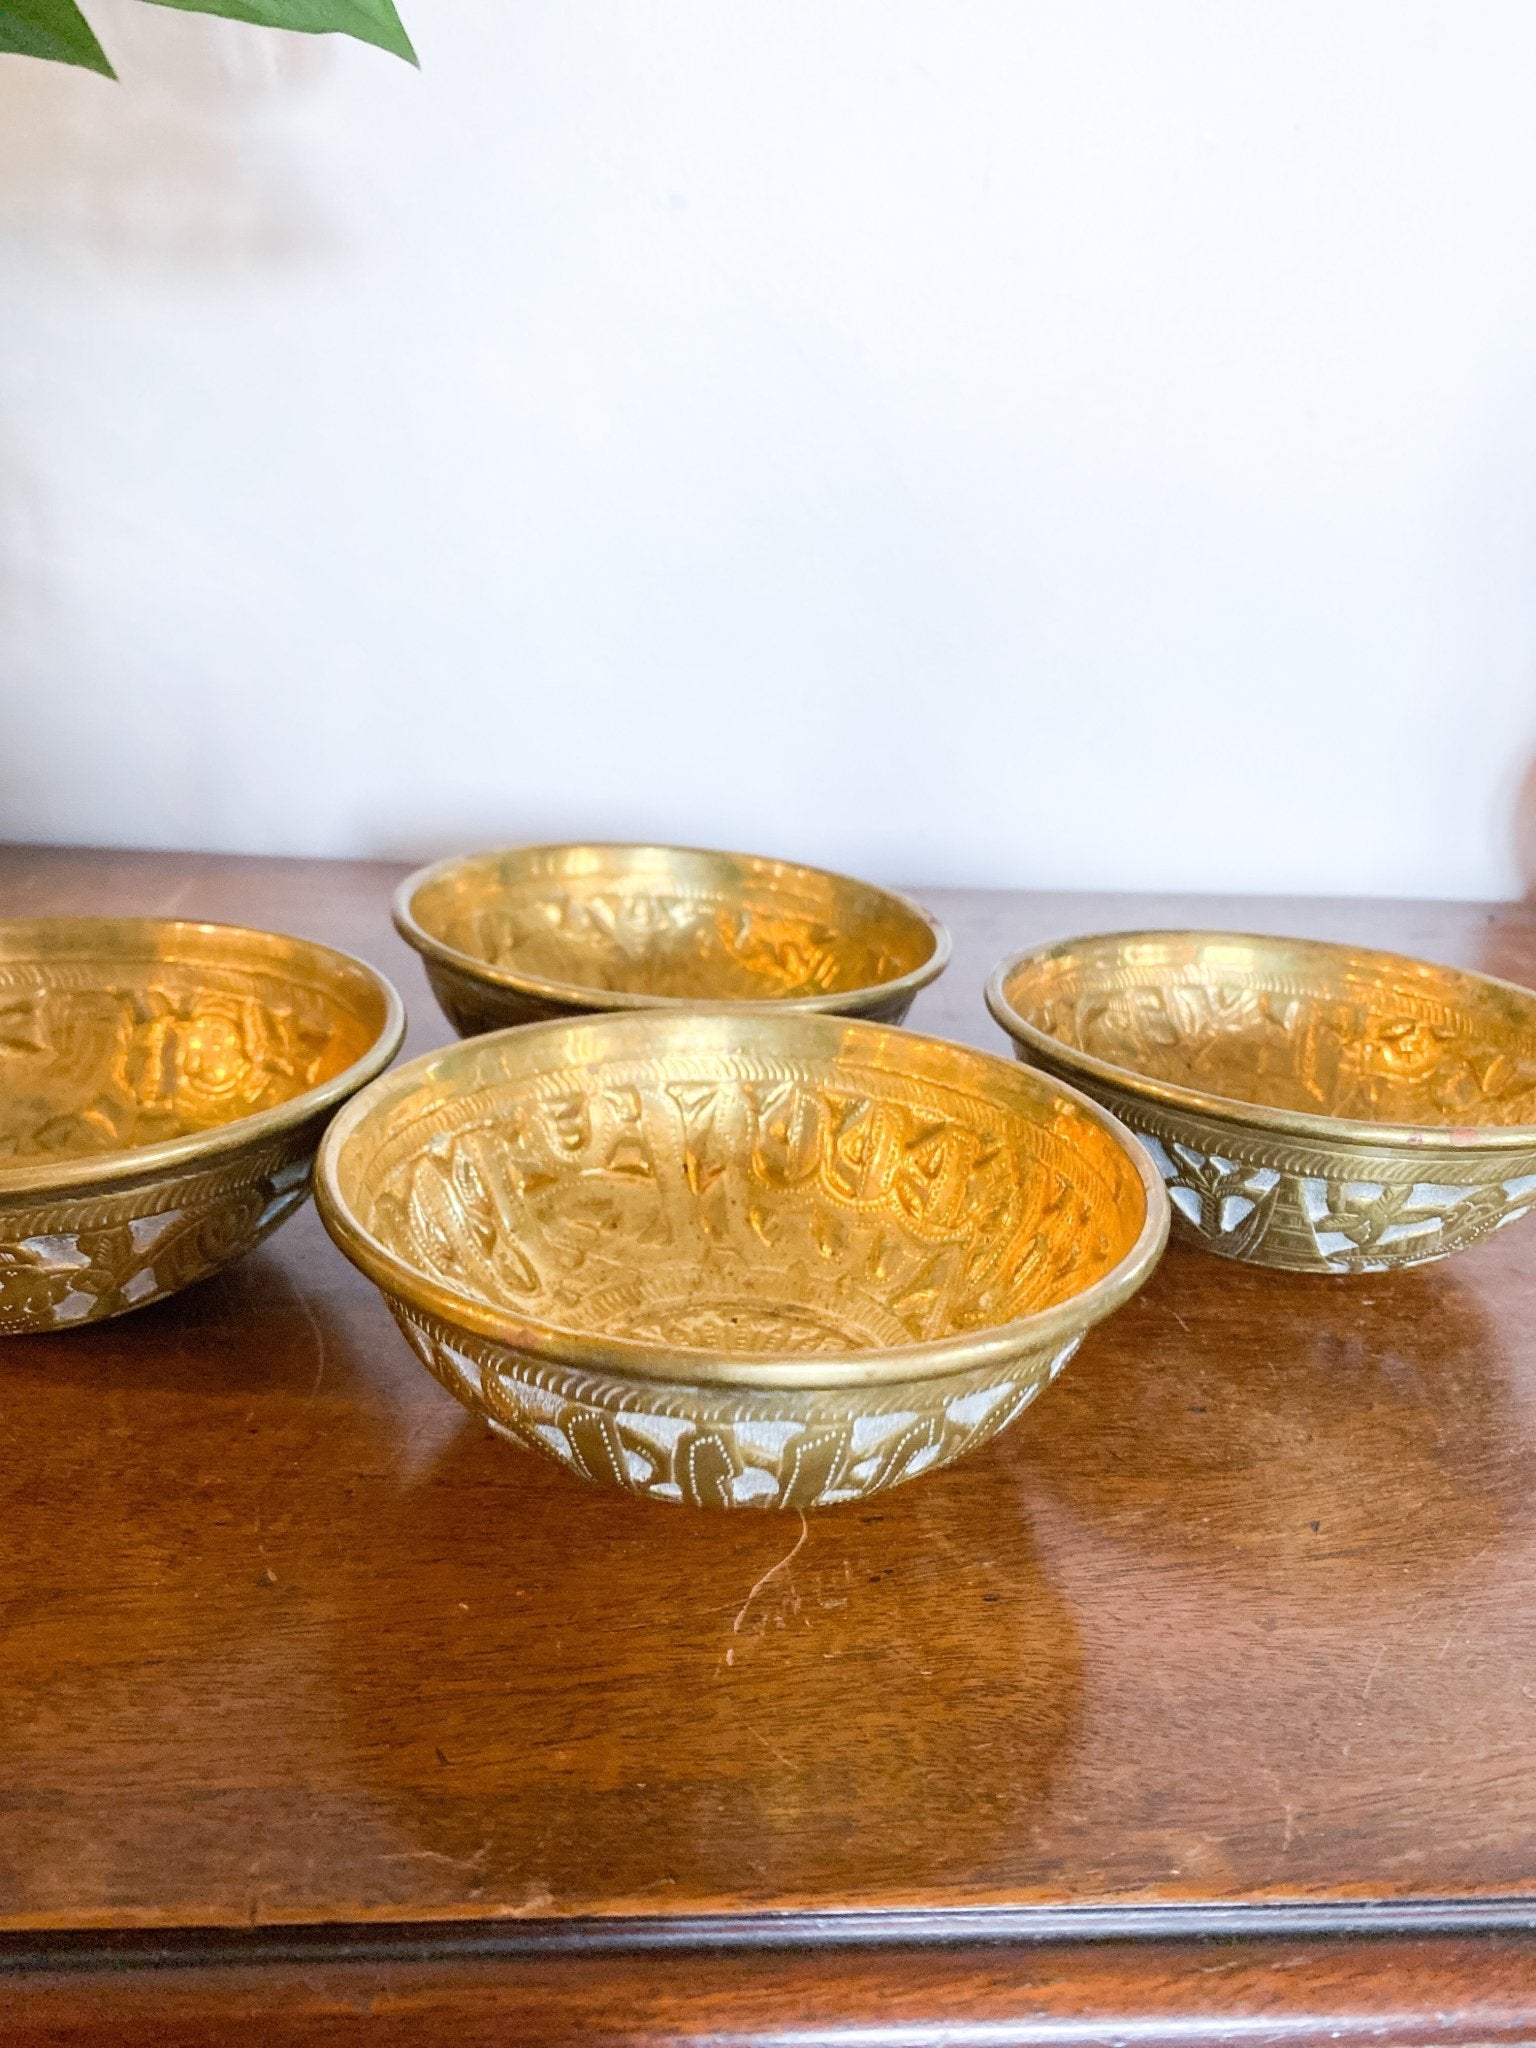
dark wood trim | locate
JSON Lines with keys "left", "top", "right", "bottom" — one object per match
{"left": 7, "top": 1899, "right": 1536, "bottom": 1977}
{"left": 11, "top": 1935, "right": 1536, "bottom": 2046}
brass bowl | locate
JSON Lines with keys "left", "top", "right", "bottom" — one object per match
{"left": 988, "top": 929, "right": 1536, "bottom": 1274}
{"left": 316, "top": 1009, "right": 1167, "bottom": 1510}
{"left": 393, "top": 842, "right": 950, "bottom": 1036}
{"left": 0, "top": 918, "right": 405, "bottom": 1334}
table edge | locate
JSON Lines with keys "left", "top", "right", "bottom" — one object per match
{"left": 5, "top": 1897, "right": 1536, "bottom": 1974}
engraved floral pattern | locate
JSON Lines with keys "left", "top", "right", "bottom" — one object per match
{"left": 0, "top": 969, "right": 367, "bottom": 1166}
{"left": 1024, "top": 955, "right": 1536, "bottom": 1129}
{"left": 0, "top": 1151, "right": 314, "bottom": 1335}
{"left": 442, "top": 888, "right": 908, "bottom": 1004}
{"left": 395, "top": 1305, "right": 1077, "bottom": 1509}
{"left": 1127, "top": 1119, "right": 1536, "bottom": 1274}
{"left": 357, "top": 1051, "right": 1146, "bottom": 1356}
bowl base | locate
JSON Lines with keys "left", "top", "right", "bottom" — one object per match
{"left": 393, "top": 1301, "right": 1077, "bottom": 1510}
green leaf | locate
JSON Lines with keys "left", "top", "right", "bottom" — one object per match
{"left": 0, "top": 0, "right": 116, "bottom": 74}
{"left": 137, "top": 0, "right": 416, "bottom": 63}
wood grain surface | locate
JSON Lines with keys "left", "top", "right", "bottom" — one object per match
{"left": 3, "top": 846, "right": 1536, "bottom": 2033}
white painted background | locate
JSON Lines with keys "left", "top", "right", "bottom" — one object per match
{"left": 4, "top": 1, "right": 1536, "bottom": 896}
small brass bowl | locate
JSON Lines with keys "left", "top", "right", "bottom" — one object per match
{"left": 393, "top": 843, "right": 950, "bottom": 1036}
{"left": 988, "top": 929, "right": 1536, "bottom": 1275}
{"left": 316, "top": 1009, "right": 1166, "bottom": 1509}
{"left": 0, "top": 918, "right": 405, "bottom": 1335}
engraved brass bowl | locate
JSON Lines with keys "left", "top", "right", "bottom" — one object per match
{"left": 316, "top": 1009, "right": 1167, "bottom": 1510}
{"left": 988, "top": 930, "right": 1536, "bottom": 1274}
{"left": 393, "top": 843, "right": 950, "bottom": 1036}
{"left": 0, "top": 918, "right": 405, "bottom": 1335}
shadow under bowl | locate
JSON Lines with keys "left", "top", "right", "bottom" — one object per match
{"left": 0, "top": 917, "right": 405, "bottom": 1334}
{"left": 316, "top": 1007, "right": 1168, "bottom": 1509}
{"left": 393, "top": 842, "right": 949, "bottom": 1036}
{"left": 987, "top": 928, "right": 1536, "bottom": 1274}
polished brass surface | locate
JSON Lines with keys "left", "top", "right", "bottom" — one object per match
{"left": 316, "top": 1008, "right": 1167, "bottom": 1508}
{"left": 0, "top": 918, "right": 404, "bottom": 1333}
{"left": 988, "top": 929, "right": 1536, "bottom": 1273}
{"left": 394, "top": 843, "right": 950, "bottom": 1036}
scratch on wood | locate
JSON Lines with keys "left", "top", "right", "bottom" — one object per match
{"left": 745, "top": 1722, "right": 793, "bottom": 1770}
{"left": 382, "top": 1840, "right": 492, "bottom": 1870}
{"left": 286, "top": 1278, "right": 330, "bottom": 1405}
{"left": 724, "top": 1510, "right": 809, "bottom": 1667}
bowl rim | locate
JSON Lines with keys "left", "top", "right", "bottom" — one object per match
{"left": 391, "top": 841, "right": 952, "bottom": 1015}
{"left": 0, "top": 916, "right": 407, "bottom": 1200}
{"left": 314, "top": 1007, "right": 1170, "bottom": 1392}
{"left": 986, "top": 927, "right": 1536, "bottom": 1155}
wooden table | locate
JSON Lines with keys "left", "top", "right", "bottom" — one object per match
{"left": 5, "top": 846, "right": 1536, "bottom": 2044}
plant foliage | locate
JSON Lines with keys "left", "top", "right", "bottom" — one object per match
{"left": 0, "top": 0, "right": 414, "bottom": 76}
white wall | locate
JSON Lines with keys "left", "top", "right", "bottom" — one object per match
{"left": 4, "top": 0, "right": 1536, "bottom": 896}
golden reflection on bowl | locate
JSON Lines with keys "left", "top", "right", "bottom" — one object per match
{"left": 317, "top": 1008, "right": 1167, "bottom": 1509}
{"left": 0, "top": 918, "right": 404, "bottom": 1334}
{"left": 393, "top": 842, "right": 949, "bottom": 1035}
{"left": 988, "top": 929, "right": 1536, "bottom": 1273}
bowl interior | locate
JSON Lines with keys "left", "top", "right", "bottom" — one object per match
{"left": 328, "top": 1015, "right": 1151, "bottom": 1360}
{"left": 403, "top": 845, "right": 939, "bottom": 1003}
{"left": 999, "top": 931, "right": 1536, "bottom": 1130}
{"left": 0, "top": 920, "right": 393, "bottom": 1170}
